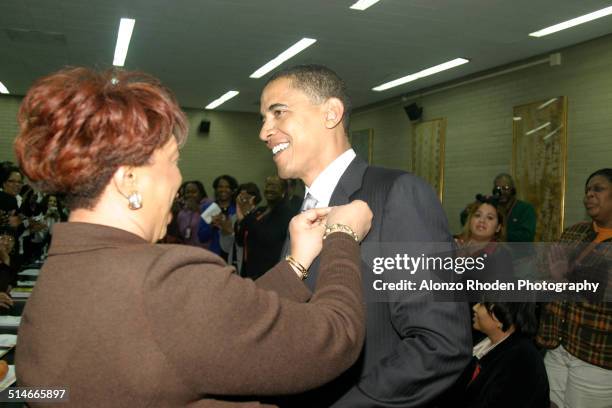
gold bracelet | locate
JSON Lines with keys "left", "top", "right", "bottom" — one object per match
{"left": 285, "top": 255, "right": 309, "bottom": 280}
{"left": 323, "top": 223, "right": 359, "bottom": 242}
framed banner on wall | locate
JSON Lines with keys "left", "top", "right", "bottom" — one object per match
{"left": 512, "top": 96, "right": 568, "bottom": 242}
{"left": 412, "top": 118, "right": 446, "bottom": 202}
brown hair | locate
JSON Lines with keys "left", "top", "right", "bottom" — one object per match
{"left": 460, "top": 195, "right": 506, "bottom": 242}
{"left": 14, "top": 67, "right": 188, "bottom": 210}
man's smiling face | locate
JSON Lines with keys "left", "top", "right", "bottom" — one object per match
{"left": 259, "top": 77, "right": 327, "bottom": 186}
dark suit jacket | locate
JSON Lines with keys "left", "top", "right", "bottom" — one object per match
{"left": 281, "top": 157, "right": 472, "bottom": 407}
{"left": 16, "top": 222, "right": 365, "bottom": 407}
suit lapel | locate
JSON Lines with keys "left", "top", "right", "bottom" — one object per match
{"left": 329, "top": 156, "right": 368, "bottom": 206}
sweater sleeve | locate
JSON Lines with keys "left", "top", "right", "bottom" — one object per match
{"left": 143, "top": 233, "right": 365, "bottom": 396}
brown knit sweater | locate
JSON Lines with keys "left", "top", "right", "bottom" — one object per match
{"left": 16, "top": 222, "right": 365, "bottom": 407}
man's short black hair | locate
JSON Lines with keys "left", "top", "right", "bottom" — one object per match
{"left": 266, "top": 64, "right": 352, "bottom": 131}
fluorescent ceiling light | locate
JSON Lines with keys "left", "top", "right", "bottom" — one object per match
{"left": 529, "top": 5, "right": 612, "bottom": 37}
{"left": 205, "top": 90, "right": 239, "bottom": 110}
{"left": 250, "top": 38, "right": 317, "bottom": 79}
{"left": 113, "top": 18, "right": 135, "bottom": 66}
{"left": 372, "top": 58, "right": 470, "bottom": 91}
{"left": 0, "top": 81, "right": 8, "bottom": 94}
{"left": 350, "top": 0, "right": 381, "bottom": 10}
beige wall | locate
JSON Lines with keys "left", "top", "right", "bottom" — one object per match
{"left": 0, "top": 99, "right": 272, "bottom": 195}
{"left": 352, "top": 34, "right": 612, "bottom": 236}
{"left": 179, "top": 109, "right": 275, "bottom": 196}
{"left": 0, "top": 95, "right": 21, "bottom": 162}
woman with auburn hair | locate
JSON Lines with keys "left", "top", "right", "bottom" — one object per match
{"left": 14, "top": 67, "right": 372, "bottom": 407}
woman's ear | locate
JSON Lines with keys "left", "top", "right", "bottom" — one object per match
{"left": 112, "top": 166, "right": 144, "bottom": 210}
{"left": 112, "top": 166, "right": 137, "bottom": 197}
{"left": 489, "top": 309, "right": 504, "bottom": 330}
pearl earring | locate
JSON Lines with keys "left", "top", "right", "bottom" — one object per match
{"left": 127, "top": 191, "right": 142, "bottom": 210}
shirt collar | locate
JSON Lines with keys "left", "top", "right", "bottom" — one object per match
{"left": 305, "top": 149, "right": 356, "bottom": 207}
{"left": 473, "top": 332, "right": 513, "bottom": 359}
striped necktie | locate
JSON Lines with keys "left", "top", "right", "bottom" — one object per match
{"left": 301, "top": 193, "right": 318, "bottom": 212}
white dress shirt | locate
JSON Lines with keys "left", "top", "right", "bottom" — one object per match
{"left": 305, "top": 148, "right": 356, "bottom": 208}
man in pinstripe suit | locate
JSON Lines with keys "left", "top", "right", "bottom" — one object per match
{"left": 259, "top": 64, "right": 471, "bottom": 408}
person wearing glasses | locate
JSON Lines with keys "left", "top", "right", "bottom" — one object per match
{"left": 0, "top": 166, "right": 23, "bottom": 212}
{"left": 0, "top": 167, "right": 24, "bottom": 234}
{"left": 461, "top": 173, "right": 536, "bottom": 243}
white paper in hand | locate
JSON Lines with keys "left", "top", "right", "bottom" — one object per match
{"left": 201, "top": 202, "right": 222, "bottom": 224}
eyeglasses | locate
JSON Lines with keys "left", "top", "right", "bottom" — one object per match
{"left": 5, "top": 179, "right": 22, "bottom": 184}
{"left": 0, "top": 236, "right": 15, "bottom": 245}
{"left": 494, "top": 186, "right": 513, "bottom": 192}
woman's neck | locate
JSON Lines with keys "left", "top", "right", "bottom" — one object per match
{"left": 217, "top": 199, "right": 230, "bottom": 209}
{"left": 466, "top": 238, "right": 492, "bottom": 251}
{"left": 69, "top": 205, "right": 151, "bottom": 243}
{"left": 594, "top": 219, "right": 612, "bottom": 229}
{"left": 488, "top": 326, "right": 515, "bottom": 345}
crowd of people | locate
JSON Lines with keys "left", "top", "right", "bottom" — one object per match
{"left": 0, "top": 164, "right": 68, "bottom": 296}
{"left": 0, "top": 64, "right": 609, "bottom": 408}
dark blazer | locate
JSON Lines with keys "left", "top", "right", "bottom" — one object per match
{"left": 442, "top": 333, "right": 549, "bottom": 408}
{"left": 236, "top": 200, "right": 297, "bottom": 280}
{"left": 281, "top": 157, "right": 472, "bottom": 407}
{"left": 16, "top": 222, "right": 365, "bottom": 407}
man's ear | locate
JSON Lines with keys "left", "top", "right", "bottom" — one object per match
{"left": 324, "top": 97, "right": 345, "bottom": 129}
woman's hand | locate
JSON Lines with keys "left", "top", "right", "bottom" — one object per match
{"left": 236, "top": 192, "right": 256, "bottom": 221}
{"left": 548, "top": 244, "right": 569, "bottom": 281}
{"left": 289, "top": 208, "right": 331, "bottom": 269}
{"left": 0, "top": 292, "right": 13, "bottom": 310}
{"left": 184, "top": 197, "right": 200, "bottom": 213}
{"left": 326, "top": 200, "right": 373, "bottom": 242}
{"left": 211, "top": 214, "right": 232, "bottom": 234}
